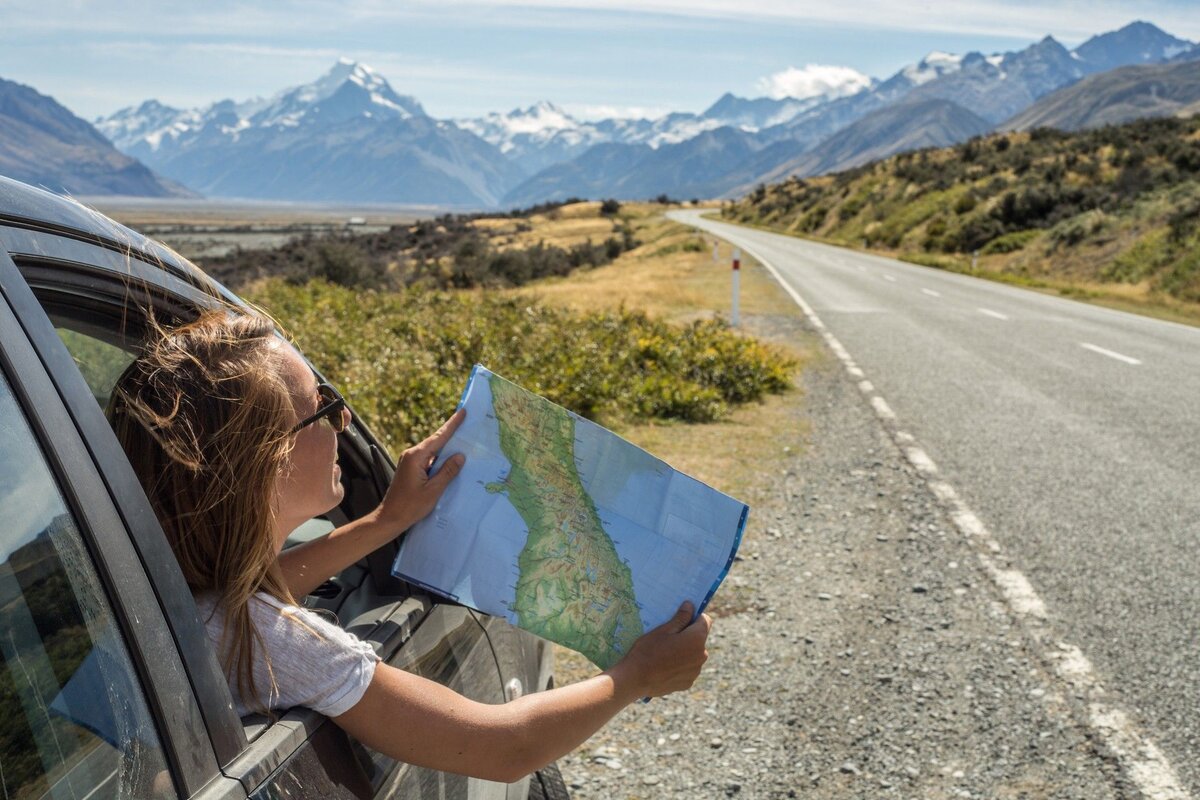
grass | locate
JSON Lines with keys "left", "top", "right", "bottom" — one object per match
{"left": 508, "top": 213, "right": 799, "bottom": 324}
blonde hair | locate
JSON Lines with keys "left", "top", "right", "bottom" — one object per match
{"left": 107, "top": 310, "right": 299, "bottom": 711}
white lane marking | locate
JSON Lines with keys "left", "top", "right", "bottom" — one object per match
{"left": 1081, "top": 342, "right": 1141, "bottom": 365}
{"left": 904, "top": 446, "right": 939, "bottom": 476}
{"left": 979, "top": 555, "right": 1048, "bottom": 619}
{"left": 704, "top": 226, "right": 1189, "bottom": 800}
{"left": 978, "top": 307, "right": 1009, "bottom": 320}
{"left": 921, "top": 288, "right": 941, "bottom": 298}
{"left": 883, "top": 274, "right": 897, "bottom": 282}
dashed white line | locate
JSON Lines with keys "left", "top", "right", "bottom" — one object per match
{"left": 1081, "top": 342, "right": 1141, "bottom": 365}
{"left": 978, "top": 307, "right": 1009, "bottom": 320}
{"left": 698, "top": 224, "right": 1188, "bottom": 800}
{"left": 921, "top": 288, "right": 941, "bottom": 298}
{"left": 883, "top": 274, "right": 897, "bottom": 282}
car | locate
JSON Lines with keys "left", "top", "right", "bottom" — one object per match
{"left": 0, "top": 175, "right": 568, "bottom": 799}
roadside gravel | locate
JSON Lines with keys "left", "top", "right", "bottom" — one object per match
{"left": 557, "top": 311, "right": 1121, "bottom": 799}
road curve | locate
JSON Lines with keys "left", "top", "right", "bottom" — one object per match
{"left": 670, "top": 209, "right": 1200, "bottom": 796}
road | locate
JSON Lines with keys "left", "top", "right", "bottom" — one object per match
{"left": 670, "top": 209, "right": 1200, "bottom": 797}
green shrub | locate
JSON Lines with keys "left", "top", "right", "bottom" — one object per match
{"left": 980, "top": 229, "right": 1040, "bottom": 255}
{"left": 246, "top": 280, "right": 795, "bottom": 451}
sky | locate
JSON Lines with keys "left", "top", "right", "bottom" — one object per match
{"left": 1, "top": 0, "right": 1198, "bottom": 123}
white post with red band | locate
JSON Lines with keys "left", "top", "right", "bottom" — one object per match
{"left": 731, "top": 247, "right": 741, "bottom": 327}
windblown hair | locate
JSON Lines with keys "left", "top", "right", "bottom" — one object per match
{"left": 107, "top": 310, "right": 298, "bottom": 711}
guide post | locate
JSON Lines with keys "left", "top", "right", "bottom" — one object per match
{"left": 731, "top": 247, "right": 741, "bottom": 327}
{"left": 712, "top": 240, "right": 719, "bottom": 263}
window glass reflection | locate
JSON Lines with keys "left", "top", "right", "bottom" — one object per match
{"left": 0, "top": 370, "right": 172, "bottom": 797}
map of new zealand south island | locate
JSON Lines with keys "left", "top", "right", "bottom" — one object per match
{"left": 486, "top": 375, "right": 643, "bottom": 669}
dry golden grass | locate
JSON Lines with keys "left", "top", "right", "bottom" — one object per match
{"left": 508, "top": 214, "right": 798, "bottom": 324}
{"left": 512, "top": 219, "right": 618, "bottom": 250}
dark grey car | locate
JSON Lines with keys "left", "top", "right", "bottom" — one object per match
{"left": 0, "top": 176, "right": 566, "bottom": 799}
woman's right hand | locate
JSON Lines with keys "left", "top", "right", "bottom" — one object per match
{"left": 611, "top": 601, "right": 712, "bottom": 698}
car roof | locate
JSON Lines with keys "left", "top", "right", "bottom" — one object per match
{"left": 0, "top": 176, "right": 194, "bottom": 271}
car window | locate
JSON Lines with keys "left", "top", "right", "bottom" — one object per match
{"left": 0, "top": 369, "right": 174, "bottom": 798}
{"left": 54, "top": 327, "right": 135, "bottom": 409}
{"left": 48, "top": 321, "right": 340, "bottom": 553}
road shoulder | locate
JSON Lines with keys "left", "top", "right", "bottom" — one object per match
{"left": 559, "top": 311, "right": 1118, "bottom": 798}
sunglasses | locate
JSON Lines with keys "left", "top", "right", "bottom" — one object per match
{"left": 290, "top": 382, "right": 348, "bottom": 434}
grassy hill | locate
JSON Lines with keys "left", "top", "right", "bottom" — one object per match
{"left": 724, "top": 115, "right": 1200, "bottom": 320}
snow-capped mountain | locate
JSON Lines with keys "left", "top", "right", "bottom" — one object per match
{"left": 96, "top": 60, "right": 516, "bottom": 206}
{"left": 98, "top": 59, "right": 426, "bottom": 158}
{"left": 90, "top": 21, "right": 1196, "bottom": 206}
{"left": 455, "top": 87, "right": 855, "bottom": 176}
{"left": 456, "top": 102, "right": 610, "bottom": 174}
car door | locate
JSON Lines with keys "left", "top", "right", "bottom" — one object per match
{"left": 0, "top": 257, "right": 248, "bottom": 799}
{"left": 0, "top": 217, "right": 517, "bottom": 799}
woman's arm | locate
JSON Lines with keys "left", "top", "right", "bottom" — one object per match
{"left": 278, "top": 410, "right": 466, "bottom": 598}
{"left": 332, "top": 603, "right": 712, "bottom": 783}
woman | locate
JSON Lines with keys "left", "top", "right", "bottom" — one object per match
{"left": 108, "top": 310, "right": 711, "bottom": 783}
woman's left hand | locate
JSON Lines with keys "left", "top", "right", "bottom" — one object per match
{"left": 375, "top": 409, "right": 467, "bottom": 534}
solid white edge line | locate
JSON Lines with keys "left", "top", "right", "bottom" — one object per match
{"left": 705, "top": 225, "right": 1189, "bottom": 800}
{"left": 1081, "top": 342, "right": 1142, "bottom": 365}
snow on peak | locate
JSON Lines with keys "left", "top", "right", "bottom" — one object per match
{"left": 501, "top": 101, "right": 576, "bottom": 134}
{"left": 251, "top": 59, "right": 425, "bottom": 128}
{"left": 295, "top": 60, "right": 391, "bottom": 106}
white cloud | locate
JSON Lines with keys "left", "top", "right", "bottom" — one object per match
{"left": 757, "top": 64, "right": 872, "bottom": 101}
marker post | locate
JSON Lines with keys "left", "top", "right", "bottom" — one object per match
{"left": 712, "top": 240, "right": 719, "bottom": 263}
{"left": 731, "top": 247, "right": 741, "bottom": 327}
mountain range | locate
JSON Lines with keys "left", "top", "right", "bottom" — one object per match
{"left": 4, "top": 20, "right": 1198, "bottom": 206}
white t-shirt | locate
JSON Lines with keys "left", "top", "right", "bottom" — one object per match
{"left": 195, "top": 592, "right": 380, "bottom": 718}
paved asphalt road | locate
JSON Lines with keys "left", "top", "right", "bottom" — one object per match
{"left": 670, "top": 209, "right": 1200, "bottom": 795}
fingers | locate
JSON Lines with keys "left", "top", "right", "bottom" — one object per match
{"left": 428, "top": 452, "right": 466, "bottom": 493}
{"left": 655, "top": 601, "right": 695, "bottom": 635}
{"left": 417, "top": 408, "right": 466, "bottom": 455}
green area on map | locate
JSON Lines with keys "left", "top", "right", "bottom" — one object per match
{"left": 484, "top": 374, "right": 644, "bottom": 668}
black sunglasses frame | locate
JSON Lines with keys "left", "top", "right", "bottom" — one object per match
{"left": 290, "top": 382, "right": 347, "bottom": 434}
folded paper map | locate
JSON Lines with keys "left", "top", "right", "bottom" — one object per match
{"left": 393, "top": 365, "right": 748, "bottom": 669}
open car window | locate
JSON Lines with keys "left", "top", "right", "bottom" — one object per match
{"left": 38, "top": 298, "right": 406, "bottom": 621}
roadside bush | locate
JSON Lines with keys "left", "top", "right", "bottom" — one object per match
{"left": 980, "top": 229, "right": 1040, "bottom": 255}
{"left": 246, "top": 279, "right": 795, "bottom": 451}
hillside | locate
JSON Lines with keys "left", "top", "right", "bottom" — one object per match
{"left": 725, "top": 115, "right": 1200, "bottom": 311}
{"left": 743, "top": 99, "right": 992, "bottom": 192}
{"left": 0, "top": 77, "right": 191, "bottom": 197}
{"left": 1004, "top": 60, "right": 1200, "bottom": 132}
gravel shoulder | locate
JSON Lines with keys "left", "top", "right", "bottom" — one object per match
{"left": 557, "top": 310, "right": 1121, "bottom": 799}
